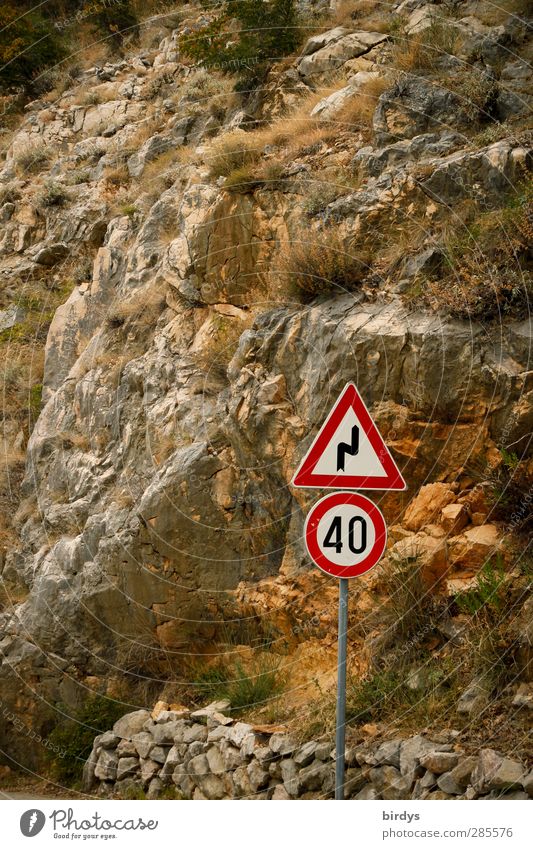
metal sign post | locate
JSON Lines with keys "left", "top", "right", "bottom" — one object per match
{"left": 335, "top": 577, "right": 348, "bottom": 800}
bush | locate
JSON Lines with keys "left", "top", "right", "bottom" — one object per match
{"left": 180, "top": 0, "right": 300, "bottom": 88}
{"left": 14, "top": 144, "right": 52, "bottom": 175}
{"left": 407, "top": 179, "right": 533, "bottom": 321}
{"left": 274, "top": 229, "right": 371, "bottom": 301}
{"left": 207, "top": 130, "right": 260, "bottom": 178}
{"left": 46, "top": 696, "right": 127, "bottom": 783}
{"left": 455, "top": 558, "right": 507, "bottom": 616}
{"left": 190, "top": 656, "right": 285, "bottom": 714}
{"left": 0, "top": 4, "right": 65, "bottom": 92}
{"left": 38, "top": 180, "right": 68, "bottom": 207}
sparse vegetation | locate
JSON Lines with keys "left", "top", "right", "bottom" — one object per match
{"left": 38, "top": 180, "right": 68, "bottom": 208}
{"left": 391, "top": 17, "right": 460, "bottom": 73}
{"left": 46, "top": 696, "right": 128, "bottom": 783}
{"left": 406, "top": 178, "right": 533, "bottom": 320}
{"left": 190, "top": 655, "right": 286, "bottom": 714}
{"left": 180, "top": 0, "right": 301, "bottom": 89}
{"left": 273, "top": 229, "right": 371, "bottom": 301}
{"left": 14, "top": 144, "right": 53, "bottom": 176}
{"left": 455, "top": 558, "right": 507, "bottom": 616}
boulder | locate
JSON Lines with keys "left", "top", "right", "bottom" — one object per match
{"left": 471, "top": 750, "right": 525, "bottom": 793}
{"left": 132, "top": 732, "right": 155, "bottom": 760}
{"left": 403, "top": 483, "right": 456, "bottom": 531}
{"left": 294, "top": 741, "right": 318, "bottom": 767}
{"left": 0, "top": 304, "right": 25, "bottom": 333}
{"left": 116, "top": 757, "right": 139, "bottom": 781}
{"left": 34, "top": 242, "right": 69, "bottom": 266}
{"left": 140, "top": 758, "right": 160, "bottom": 784}
{"left": 456, "top": 675, "right": 491, "bottom": 715}
{"left": 373, "top": 739, "right": 401, "bottom": 769}
{"left": 206, "top": 745, "right": 225, "bottom": 775}
{"left": 113, "top": 710, "right": 152, "bottom": 740}
{"left": 269, "top": 733, "right": 296, "bottom": 756}
{"left": 298, "top": 31, "right": 388, "bottom": 77}
{"left": 441, "top": 503, "right": 469, "bottom": 535}
{"left": 419, "top": 751, "right": 459, "bottom": 774}
{"left": 94, "top": 749, "right": 118, "bottom": 781}
{"left": 369, "top": 765, "right": 412, "bottom": 799}
{"left": 247, "top": 759, "right": 270, "bottom": 792}
{"left": 399, "top": 736, "right": 436, "bottom": 783}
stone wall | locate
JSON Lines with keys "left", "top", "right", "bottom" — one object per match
{"left": 84, "top": 702, "right": 533, "bottom": 800}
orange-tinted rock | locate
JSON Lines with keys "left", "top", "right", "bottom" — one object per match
{"left": 448, "top": 524, "right": 500, "bottom": 572}
{"left": 403, "top": 483, "right": 456, "bottom": 532}
{"left": 391, "top": 532, "right": 448, "bottom": 590}
{"left": 441, "top": 503, "right": 469, "bottom": 534}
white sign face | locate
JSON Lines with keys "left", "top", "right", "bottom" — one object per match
{"left": 304, "top": 492, "right": 388, "bottom": 579}
{"left": 315, "top": 500, "right": 377, "bottom": 569}
{"left": 292, "top": 382, "right": 406, "bottom": 491}
{"left": 312, "top": 406, "right": 388, "bottom": 479}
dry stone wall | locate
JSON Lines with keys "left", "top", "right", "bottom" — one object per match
{"left": 84, "top": 703, "right": 533, "bottom": 800}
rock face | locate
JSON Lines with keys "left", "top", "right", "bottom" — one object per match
{"left": 83, "top": 703, "right": 532, "bottom": 800}
{"left": 0, "top": 0, "right": 531, "bottom": 775}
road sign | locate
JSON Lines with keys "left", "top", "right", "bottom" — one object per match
{"left": 292, "top": 382, "right": 406, "bottom": 491}
{"left": 304, "top": 491, "right": 387, "bottom": 579}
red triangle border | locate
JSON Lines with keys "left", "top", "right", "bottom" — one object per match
{"left": 292, "top": 383, "right": 407, "bottom": 491}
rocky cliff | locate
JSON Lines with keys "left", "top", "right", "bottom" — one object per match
{"left": 0, "top": 0, "right": 531, "bottom": 786}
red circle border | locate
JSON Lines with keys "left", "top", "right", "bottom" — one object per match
{"left": 304, "top": 492, "right": 387, "bottom": 579}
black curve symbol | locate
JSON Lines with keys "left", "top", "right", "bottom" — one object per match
{"left": 336, "top": 425, "right": 359, "bottom": 472}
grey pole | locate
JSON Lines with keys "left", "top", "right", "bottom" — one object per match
{"left": 335, "top": 577, "right": 349, "bottom": 799}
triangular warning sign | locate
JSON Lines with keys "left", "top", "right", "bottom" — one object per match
{"left": 292, "top": 383, "right": 406, "bottom": 491}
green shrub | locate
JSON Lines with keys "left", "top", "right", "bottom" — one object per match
{"left": 180, "top": 0, "right": 300, "bottom": 88}
{"left": 46, "top": 696, "right": 128, "bottom": 783}
{"left": 346, "top": 668, "right": 414, "bottom": 723}
{"left": 455, "top": 558, "right": 507, "bottom": 616}
{"left": 191, "top": 656, "right": 285, "bottom": 713}
{"left": 0, "top": 4, "right": 65, "bottom": 92}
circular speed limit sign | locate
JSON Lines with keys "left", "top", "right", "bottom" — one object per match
{"left": 304, "top": 491, "right": 387, "bottom": 578}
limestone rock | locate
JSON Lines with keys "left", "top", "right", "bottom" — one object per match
{"left": 116, "top": 757, "right": 139, "bottom": 781}
{"left": 113, "top": 710, "right": 152, "bottom": 740}
{"left": 419, "top": 752, "right": 459, "bottom": 774}
{"left": 471, "top": 750, "right": 525, "bottom": 793}
{"left": 94, "top": 749, "right": 118, "bottom": 781}
{"left": 403, "top": 483, "right": 456, "bottom": 531}
{"left": 0, "top": 304, "right": 25, "bottom": 333}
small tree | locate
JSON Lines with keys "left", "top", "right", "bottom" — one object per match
{"left": 180, "top": 0, "right": 300, "bottom": 88}
{"left": 0, "top": 4, "right": 65, "bottom": 92}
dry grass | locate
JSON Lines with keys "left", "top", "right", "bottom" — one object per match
{"left": 474, "top": 0, "right": 531, "bottom": 27}
{"left": 105, "top": 286, "right": 167, "bottom": 331}
{"left": 336, "top": 0, "right": 393, "bottom": 32}
{"left": 103, "top": 163, "right": 130, "bottom": 187}
{"left": 334, "top": 74, "right": 390, "bottom": 132}
{"left": 392, "top": 19, "right": 460, "bottom": 73}
{"left": 206, "top": 85, "right": 352, "bottom": 182}
{"left": 271, "top": 228, "right": 372, "bottom": 301}
{"left": 13, "top": 143, "right": 53, "bottom": 176}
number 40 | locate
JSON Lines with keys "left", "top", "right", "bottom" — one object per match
{"left": 323, "top": 515, "right": 367, "bottom": 554}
